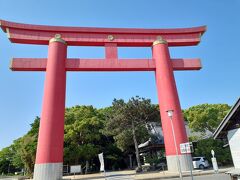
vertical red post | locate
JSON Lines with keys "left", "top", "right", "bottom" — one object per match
{"left": 33, "top": 34, "right": 67, "bottom": 180}
{"left": 105, "top": 43, "right": 118, "bottom": 60}
{"left": 153, "top": 37, "right": 190, "bottom": 172}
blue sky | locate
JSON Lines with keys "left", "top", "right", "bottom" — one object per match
{"left": 0, "top": 0, "right": 239, "bottom": 149}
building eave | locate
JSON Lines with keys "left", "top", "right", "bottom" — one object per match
{"left": 213, "top": 97, "right": 240, "bottom": 139}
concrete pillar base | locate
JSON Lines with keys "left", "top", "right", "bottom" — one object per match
{"left": 33, "top": 163, "right": 63, "bottom": 180}
{"left": 166, "top": 154, "right": 193, "bottom": 172}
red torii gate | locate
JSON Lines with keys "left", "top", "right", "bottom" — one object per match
{"left": 0, "top": 19, "right": 206, "bottom": 180}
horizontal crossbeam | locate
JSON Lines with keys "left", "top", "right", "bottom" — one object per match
{"left": 10, "top": 58, "right": 201, "bottom": 71}
{"left": 0, "top": 20, "right": 206, "bottom": 47}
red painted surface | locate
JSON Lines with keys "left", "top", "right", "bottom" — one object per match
{"left": 0, "top": 19, "right": 206, "bottom": 46}
{"left": 0, "top": 19, "right": 206, "bottom": 167}
{"left": 35, "top": 40, "right": 67, "bottom": 164}
{"left": 10, "top": 58, "right": 201, "bottom": 71}
{"left": 105, "top": 43, "right": 118, "bottom": 59}
{"left": 153, "top": 43, "right": 188, "bottom": 156}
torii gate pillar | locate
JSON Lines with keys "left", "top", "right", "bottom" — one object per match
{"left": 33, "top": 35, "right": 67, "bottom": 180}
{"left": 153, "top": 38, "right": 190, "bottom": 171}
{"left": 0, "top": 19, "right": 206, "bottom": 179}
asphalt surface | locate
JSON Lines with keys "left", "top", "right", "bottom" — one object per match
{"left": 0, "top": 173, "right": 231, "bottom": 180}
{"left": 168, "top": 173, "right": 230, "bottom": 180}
{"left": 102, "top": 171, "right": 231, "bottom": 180}
{"left": 2, "top": 168, "right": 231, "bottom": 180}
{"left": 105, "top": 171, "right": 134, "bottom": 179}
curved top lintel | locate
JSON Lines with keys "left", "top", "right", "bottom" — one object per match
{"left": 0, "top": 19, "right": 206, "bottom": 46}
{"left": 0, "top": 19, "right": 206, "bottom": 35}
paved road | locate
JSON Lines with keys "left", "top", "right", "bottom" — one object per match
{"left": 102, "top": 172, "right": 231, "bottom": 180}
{"left": 2, "top": 173, "right": 229, "bottom": 180}
{"left": 62, "top": 168, "right": 233, "bottom": 180}
{"left": 105, "top": 171, "right": 134, "bottom": 180}
{"left": 165, "top": 173, "right": 230, "bottom": 180}
{"left": 105, "top": 173, "right": 230, "bottom": 180}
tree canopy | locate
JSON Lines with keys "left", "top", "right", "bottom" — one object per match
{"left": 0, "top": 99, "right": 233, "bottom": 175}
{"left": 184, "top": 104, "right": 231, "bottom": 135}
{"left": 194, "top": 138, "right": 232, "bottom": 166}
{"left": 64, "top": 105, "right": 105, "bottom": 173}
{"left": 104, "top": 96, "right": 160, "bottom": 171}
{"left": 0, "top": 117, "right": 39, "bottom": 175}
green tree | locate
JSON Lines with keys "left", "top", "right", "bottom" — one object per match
{"left": 104, "top": 96, "right": 159, "bottom": 172}
{"left": 184, "top": 104, "right": 231, "bottom": 136}
{"left": 64, "top": 105, "right": 104, "bottom": 173}
{"left": 14, "top": 136, "right": 37, "bottom": 175}
{"left": 12, "top": 117, "right": 39, "bottom": 175}
{"left": 0, "top": 147, "right": 14, "bottom": 174}
{"left": 194, "top": 138, "right": 232, "bottom": 166}
{"left": 0, "top": 117, "right": 40, "bottom": 176}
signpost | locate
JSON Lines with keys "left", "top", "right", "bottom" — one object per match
{"left": 70, "top": 165, "right": 81, "bottom": 178}
{"left": 180, "top": 142, "right": 194, "bottom": 180}
{"left": 211, "top": 150, "right": 219, "bottom": 173}
{"left": 180, "top": 142, "right": 193, "bottom": 154}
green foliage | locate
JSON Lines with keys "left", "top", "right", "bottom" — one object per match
{"left": 184, "top": 104, "right": 231, "bottom": 135}
{"left": 194, "top": 138, "right": 232, "bottom": 166}
{"left": 10, "top": 117, "right": 39, "bottom": 175}
{"left": 101, "top": 142, "right": 125, "bottom": 170}
{"left": 27, "top": 117, "right": 40, "bottom": 136}
{"left": 0, "top": 147, "right": 14, "bottom": 174}
{"left": 10, "top": 139, "right": 24, "bottom": 169}
{"left": 105, "top": 97, "right": 159, "bottom": 150}
{"left": 104, "top": 96, "right": 160, "bottom": 170}
{"left": 64, "top": 105, "right": 126, "bottom": 172}
{"left": 64, "top": 106, "right": 104, "bottom": 165}
{"left": 14, "top": 136, "right": 37, "bottom": 175}
{"left": 0, "top": 117, "right": 40, "bottom": 175}
{"left": 113, "top": 125, "right": 149, "bottom": 152}
{"left": 0, "top": 101, "right": 233, "bottom": 175}
{"left": 145, "top": 154, "right": 161, "bottom": 165}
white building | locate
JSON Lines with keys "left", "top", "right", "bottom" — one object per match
{"left": 213, "top": 97, "right": 240, "bottom": 179}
